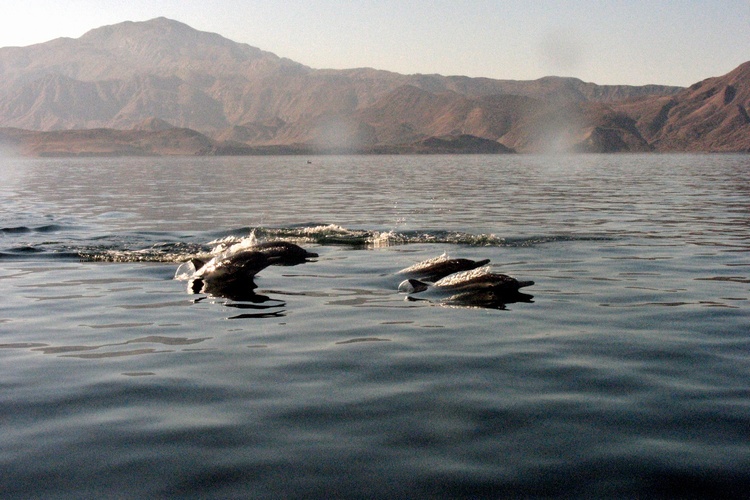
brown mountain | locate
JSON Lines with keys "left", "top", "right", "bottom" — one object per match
{"left": 613, "top": 61, "right": 750, "bottom": 152}
{"left": 0, "top": 17, "right": 747, "bottom": 154}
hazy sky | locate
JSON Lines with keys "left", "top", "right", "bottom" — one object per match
{"left": 2, "top": 0, "right": 749, "bottom": 86}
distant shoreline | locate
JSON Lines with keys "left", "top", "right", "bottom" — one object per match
{"left": 0, "top": 128, "right": 517, "bottom": 157}
{"left": 2, "top": 127, "right": 748, "bottom": 157}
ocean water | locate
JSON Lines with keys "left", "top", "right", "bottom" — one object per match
{"left": 1, "top": 154, "right": 749, "bottom": 498}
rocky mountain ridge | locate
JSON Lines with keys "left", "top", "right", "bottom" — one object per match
{"left": 0, "top": 17, "right": 748, "bottom": 154}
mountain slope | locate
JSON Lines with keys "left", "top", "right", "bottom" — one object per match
{"left": 0, "top": 17, "right": 747, "bottom": 152}
{"left": 0, "top": 18, "right": 680, "bottom": 138}
{"left": 615, "top": 62, "right": 750, "bottom": 152}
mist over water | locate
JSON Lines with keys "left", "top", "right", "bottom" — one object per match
{"left": 1, "top": 154, "right": 749, "bottom": 497}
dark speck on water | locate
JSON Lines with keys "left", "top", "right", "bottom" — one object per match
{"left": 1, "top": 154, "right": 749, "bottom": 498}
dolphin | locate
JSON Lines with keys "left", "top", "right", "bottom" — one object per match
{"left": 398, "top": 266, "right": 534, "bottom": 308}
{"left": 190, "top": 249, "right": 272, "bottom": 284}
{"left": 399, "top": 266, "right": 534, "bottom": 294}
{"left": 185, "top": 240, "right": 318, "bottom": 279}
{"left": 251, "top": 240, "right": 319, "bottom": 265}
{"left": 176, "top": 240, "right": 317, "bottom": 298}
{"left": 397, "top": 253, "right": 491, "bottom": 282}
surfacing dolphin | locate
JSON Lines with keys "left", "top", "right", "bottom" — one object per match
{"left": 250, "top": 240, "right": 320, "bottom": 266}
{"left": 175, "top": 239, "right": 317, "bottom": 298}
{"left": 398, "top": 265, "right": 534, "bottom": 309}
{"left": 399, "top": 266, "right": 534, "bottom": 294}
{"left": 397, "top": 253, "right": 491, "bottom": 282}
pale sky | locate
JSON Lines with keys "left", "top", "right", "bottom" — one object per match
{"left": 1, "top": 0, "right": 748, "bottom": 86}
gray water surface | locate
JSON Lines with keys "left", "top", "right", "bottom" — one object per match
{"left": 1, "top": 154, "right": 749, "bottom": 498}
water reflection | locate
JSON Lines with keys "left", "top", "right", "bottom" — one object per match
{"left": 188, "top": 277, "right": 288, "bottom": 317}
{"left": 406, "top": 290, "right": 535, "bottom": 310}
{"left": 0, "top": 335, "right": 211, "bottom": 359}
{"left": 189, "top": 277, "right": 258, "bottom": 300}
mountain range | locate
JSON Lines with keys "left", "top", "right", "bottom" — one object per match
{"left": 0, "top": 17, "right": 748, "bottom": 155}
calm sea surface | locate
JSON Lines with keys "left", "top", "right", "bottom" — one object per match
{"left": 1, "top": 154, "right": 749, "bottom": 498}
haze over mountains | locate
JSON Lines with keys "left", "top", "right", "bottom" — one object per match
{"left": 0, "top": 17, "right": 748, "bottom": 155}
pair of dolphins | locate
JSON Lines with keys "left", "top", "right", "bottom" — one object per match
{"left": 174, "top": 239, "right": 318, "bottom": 298}
{"left": 176, "top": 239, "right": 534, "bottom": 307}
{"left": 396, "top": 253, "right": 534, "bottom": 307}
